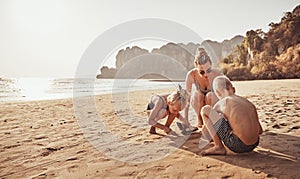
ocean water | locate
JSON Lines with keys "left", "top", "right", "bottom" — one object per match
{"left": 0, "top": 78, "right": 183, "bottom": 102}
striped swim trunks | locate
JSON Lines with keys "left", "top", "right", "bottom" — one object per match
{"left": 214, "top": 117, "right": 259, "bottom": 153}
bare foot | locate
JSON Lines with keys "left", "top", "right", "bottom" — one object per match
{"left": 198, "top": 138, "right": 210, "bottom": 149}
{"left": 149, "top": 126, "right": 156, "bottom": 134}
{"left": 183, "top": 124, "right": 198, "bottom": 132}
{"left": 200, "top": 146, "right": 226, "bottom": 156}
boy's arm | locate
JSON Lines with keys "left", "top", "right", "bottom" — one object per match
{"left": 213, "top": 99, "right": 226, "bottom": 114}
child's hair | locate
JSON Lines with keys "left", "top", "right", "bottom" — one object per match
{"left": 194, "top": 47, "right": 212, "bottom": 65}
{"left": 167, "top": 85, "right": 188, "bottom": 108}
{"left": 213, "top": 76, "right": 233, "bottom": 92}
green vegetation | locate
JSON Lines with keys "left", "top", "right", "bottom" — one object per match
{"left": 222, "top": 5, "right": 300, "bottom": 80}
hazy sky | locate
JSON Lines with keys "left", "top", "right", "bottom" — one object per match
{"left": 0, "top": 0, "right": 299, "bottom": 78}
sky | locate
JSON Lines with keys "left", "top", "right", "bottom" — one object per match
{"left": 0, "top": 0, "right": 299, "bottom": 78}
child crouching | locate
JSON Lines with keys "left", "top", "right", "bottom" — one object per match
{"left": 146, "top": 85, "right": 195, "bottom": 135}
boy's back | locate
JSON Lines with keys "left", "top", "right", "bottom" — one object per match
{"left": 216, "top": 94, "right": 262, "bottom": 145}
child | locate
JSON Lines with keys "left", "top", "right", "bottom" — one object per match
{"left": 147, "top": 85, "right": 196, "bottom": 135}
{"left": 198, "top": 76, "right": 263, "bottom": 155}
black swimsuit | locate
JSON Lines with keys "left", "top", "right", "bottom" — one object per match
{"left": 193, "top": 72, "right": 211, "bottom": 95}
{"left": 146, "top": 95, "right": 169, "bottom": 111}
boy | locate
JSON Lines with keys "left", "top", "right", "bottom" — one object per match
{"left": 199, "top": 76, "right": 263, "bottom": 155}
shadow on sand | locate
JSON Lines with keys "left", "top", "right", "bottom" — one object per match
{"left": 178, "top": 131, "right": 300, "bottom": 178}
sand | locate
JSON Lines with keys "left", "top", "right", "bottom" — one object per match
{"left": 0, "top": 79, "right": 300, "bottom": 178}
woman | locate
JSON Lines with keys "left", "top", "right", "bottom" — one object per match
{"left": 184, "top": 47, "right": 223, "bottom": 128}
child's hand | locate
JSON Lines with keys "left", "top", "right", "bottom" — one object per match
{"left": 164, "top": 126, "right": 172, "bottom": 134}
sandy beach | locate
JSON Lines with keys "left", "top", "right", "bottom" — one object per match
{"left": 0, "top": 79, "right": 300, "bottom": 178}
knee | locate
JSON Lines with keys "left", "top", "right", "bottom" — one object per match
{"left": 191, "top": 91, "right": 204, "bottom": 107}
{"left": 148, "top": 119, "right": 157, "bottom": 126}
{"left": 200, "top": 105, "right": 212, "bottom": 117}
{"left": 157, "top": 109, "right": 167, "bottom": 118}
{"left": 148, "top": 109, "right": 166, "bottom": 126}
{"left": 205, "top": 92, "right": 213, "bottom": 105}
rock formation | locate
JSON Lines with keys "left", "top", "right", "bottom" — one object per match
{"left": 97, "top": 36, "right": 244, "bottom": 79}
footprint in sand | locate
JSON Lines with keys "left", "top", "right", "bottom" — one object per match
{"left": 66, "top": 157, "right": 78, "bottom": 161}
{"left": 272, "top": 124, "right": 281, "bottom": 129}
{"left": 143, "top": 140, "right": 154, "bottom": 144}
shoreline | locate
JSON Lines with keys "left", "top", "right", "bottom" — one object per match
{"left": 0, "top": 79, "right": 300, "bottom": 178}
{"left": 0, "top": 78, "right": 299, "bottom": 104}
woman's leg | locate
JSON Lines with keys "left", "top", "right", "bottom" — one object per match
{"left": 191, "top": 90, "right": 205, "bottom": 127}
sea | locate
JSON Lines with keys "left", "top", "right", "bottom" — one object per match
{"left": 0, "top": 78, "right": 184, "bottom": 102}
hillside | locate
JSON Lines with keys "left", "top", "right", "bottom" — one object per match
{"left": 222, "top": 4, "right": 300, "bottom": 80}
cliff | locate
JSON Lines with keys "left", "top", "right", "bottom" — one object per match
{"left": 97, "top": 36, "right": 243, "bottom": 79}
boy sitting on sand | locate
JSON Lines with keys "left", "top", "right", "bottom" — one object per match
{"left": 198, "top": 76, "right": 263, "bottom": 155}
{"left": 147, "top": 85, "right": 196, "bottom": 135}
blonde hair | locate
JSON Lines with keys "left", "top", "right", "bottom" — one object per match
{"left": 213, "top": 76, "right": 233, "bottom": 93}
{"left": 194, "top": 47, "right": 212, "bottom": 65}
{"left": 167, "top": 85, "right": 188, "bottom": 108}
